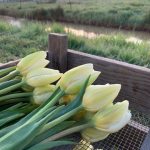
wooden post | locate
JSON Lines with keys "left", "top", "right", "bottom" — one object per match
{"left": 48, "top": 33, "right": 68, "bottom": 73}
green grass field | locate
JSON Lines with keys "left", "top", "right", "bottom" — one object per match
{"left": 0, "top": 20, "right": 150, "bottom": 68}
{"left": 0, "top": 0, "right": 150, "bottom": 31}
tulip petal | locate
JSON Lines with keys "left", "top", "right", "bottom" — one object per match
{"left": 59, "top": 64, "right": 100, "bottom": 94}
{"left": 88, "top": 71, "right": 101, "bottom": 86}
{"left": 82, "top": 84, "right": 121, "bottom": 112}
{"left": 21, "top": 60, "right": 49, "bottom": 76}
{"left": 105, "top": 110, "right": 131, "bottom": 133}
{"left": 93, "top": 100, "right": 131, "bottom": 133}
{"left": 81, "top": 128, "right": 110, "bottom": 143}
{"left": 17, "top": 51, "right": 47, "bottom": 75}
{"left": 26, "top": 68, "right": 62, "bottom": 87}
{"left": 33, "top": 85, "right": 55, "bottom": 105}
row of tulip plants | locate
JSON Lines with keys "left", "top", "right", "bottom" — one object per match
{"left": 0, "top": 51, "right": 131, "bottom": 150}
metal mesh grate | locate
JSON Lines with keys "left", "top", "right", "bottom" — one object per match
{"left": 93, "top": 120, "right": 149, "bottom": 150}
{"left": 52, "top": 120, "right": 149, "bottom": 150}
{"left": 131, "top": 109, "right": 150, "bottom": 128}
{"left": 73, "top": 140, "right": 94, "bottom": 150}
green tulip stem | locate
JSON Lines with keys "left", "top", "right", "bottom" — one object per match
{"left": 38, "top": 76, "right": 91, "bottom": 134}
{"left": 44, "top": 123, "right": 92, "bottom": 142}
{"left": 0, "top": 98, "right": 30, "bottom": 106}
{"left": 0, "top": 92, "right": 33, "bottom": 102}
{"left": 0, "top": 66, "right": 16, "bottom": 77}
{"left": 40, "top": 105, "right": 82, "bottom": 134}
{"left": 0, "top": 80, "right": 25, "bottom": 95}
{"left": 0, "top": 70, "right": 20, "bottom": 83}
{"left": 28, "top": 90, "right": 65, "bottom": 124}
{"left": 19, "top": 104, "right": 36, "bottom": 114}
{"left": 0, "top": 79, "right": 21, "bottom": 90}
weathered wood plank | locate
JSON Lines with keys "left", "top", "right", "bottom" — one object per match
{"left": 67, "top": 50, "right": 150, "bottom": 115}
{"left": 0, "top": 60, "right": 19, "bottom": 69}
{"left": 48, "top": 33, "right": 67, "bottom": 73}
{"left": 141, "top": 130, "right": 150, "bottom": 150}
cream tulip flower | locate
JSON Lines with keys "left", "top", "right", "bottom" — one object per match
{"left": 26, "top": 68, "right": 62, "bottom": 87}
{"left": 81, "top": 127, "right": 110, "bottom": 143}
{"left": 59, "top": 64, "right": 100, "bottom": 94}
{"left": 33, "top": 85, "right": 55, "bottom": 105}
{"left": 17, "top": 51, "right": 49, "bottom": 76}
{"left": 93, "top": 100, "right": 131, "bottom": 133}
{"left": 82, "top": 84, "right": 121, "bottom": 112}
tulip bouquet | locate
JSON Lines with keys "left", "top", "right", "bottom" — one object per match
{"left": 0, "top": 51, "right": 131, "bottom": 150}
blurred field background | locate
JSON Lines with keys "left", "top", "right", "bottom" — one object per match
{"left": 0, "top": 0, "right": 150, "bottom": 31}
{"left": 0, "top": 21, "right": 150, "bottom": 68}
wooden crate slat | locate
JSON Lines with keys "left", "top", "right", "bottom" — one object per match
{"left": 67, "top": 50, "right": 150, "bottom": 115}
{"left": 0, "top": 60, "right": 19, "bottom": 69}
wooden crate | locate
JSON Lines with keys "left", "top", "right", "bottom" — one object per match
{"left": 0, "top": 33, "right": 149, "bottom": 150}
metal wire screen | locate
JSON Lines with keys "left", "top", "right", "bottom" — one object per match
{"left": 92, "top": 120, "right": 149, "bottom": 150}
{"left": 131, "top": 109, "right": 150, "bottom": 128}
{"left": 52, "top": 120, "right": 149, "bottom": 150}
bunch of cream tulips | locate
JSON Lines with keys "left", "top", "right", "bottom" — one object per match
{"left": 0, "top": 51, "right": 131, "bottom": 150}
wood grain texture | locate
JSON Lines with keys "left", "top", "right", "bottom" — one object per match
{"left": 141, "top": 130, "right": 150, "bottom": 150}
{"left": 0, "top": 60, "right": 19, "bottom": 69}
{"left": 48, "top": 33, "right": 67, "bottom": 73}
{"left": 67, "top": 50, "right": 150, "bottom": 115}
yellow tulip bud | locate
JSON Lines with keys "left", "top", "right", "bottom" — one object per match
{"left": 17, "top": 51, "right": 49, "bottom": 76}
{"left": 26, "top": 68, "right": 62, "bottom": 87}
{"left": 33, "top": 85, "right": 55, "bottom": 105}
{"left": 59, "top": 95, "right": 76, "bottom": 105}
{"left": 73, "top": 110, "right": 96, "bottom": 122}
{"left": 81, "top": 127, "right": 110, "bottom": 143}
{"left": 93, "top": 100, "right": 131, "bottom": 133}
{"left": 72, "top": 109, "right": 87, "bottom": 121}
{"left": 82, "top": 84, "right": 121, "bottom": 112}
{"left": 59, "top": 64, "right": 100, "bottom": 94}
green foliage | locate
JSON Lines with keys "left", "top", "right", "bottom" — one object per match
{"left": 50, "top": 23, "right": 65, "bottom": 33}
{"left": 143, "top": 11, "right": 150, "bottom": 29}
{"left": 68, "top": 34, "right": 150, "bottom": 68}
{"left": 0, "top": 21, "right": 150, "bottom": 68}
{"left": 0, "top": 22, "right": 13, "bottom": 33}
{"left": 19, "top": 22, "right": 45, "bottom": 39}
{"left": 0, "top": 21, "right": 47, "bottom": 63}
